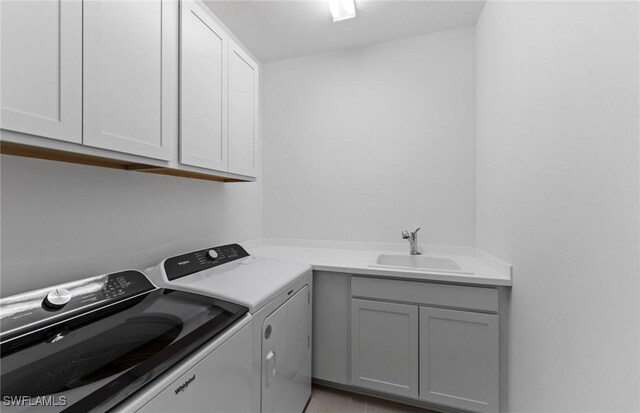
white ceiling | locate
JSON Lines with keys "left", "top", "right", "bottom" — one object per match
{"left": 205, "top": 0, "right": 486, "bottom": 63}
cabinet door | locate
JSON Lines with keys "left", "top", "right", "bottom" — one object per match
{"left": 351, "top": 299, "right": 418, "bottom": 398}
{"left": 227, "top": 42, "right": 258, "bottom": 177}
{"left": 419, "top": 307, "right": 499, "bottom": 412}
{"left": 313, "top": 272, "right": 350, "bottom": 384}
{"left": 1, "top": 0, "right": 81, "bottom": 143}
{"left": 180, "top": 0, "right": 228, "bottom": 171}
{"left": 83, "top": 0, "right": 173, "bottom": 160}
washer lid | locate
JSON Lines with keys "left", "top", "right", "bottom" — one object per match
{"left": 165, "top": 256, "right": 311, "bottom": 313}
{"left": 1, "top": 288, "right": 248, "bottom": 412}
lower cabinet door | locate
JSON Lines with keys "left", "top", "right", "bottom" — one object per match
{"left": 351, "top": 299, "right": 418, "bottom": 398}
{"left": 313, "top": 272, "right": 350, "bottom": 385}
{"left": 419, "top": 307, "right": 499, "bottom": 412}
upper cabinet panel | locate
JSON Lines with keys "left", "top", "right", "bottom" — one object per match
{"left": 1, "top": 0, "right": 82, "bottom": 143}
{"left": 180, "top": 0, "right": 228, "bottom": 171}
{"left": 83, "top": 0, "right": 172, "bottom": 161}
{"left": 1, "top": 0, "right": 257, "bottom": 182}
{"left": 228, "top": 43, "right": 259, "bottom": 177}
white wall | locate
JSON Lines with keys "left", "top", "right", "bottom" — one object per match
{"left": 476, "top": 1, "right": 640, "bottom": 412}
{"left": 0, "top": 155, "right": 262, "bottom": 297}
{"left": 262, "top": 27, "right": 476, "bottom": 246}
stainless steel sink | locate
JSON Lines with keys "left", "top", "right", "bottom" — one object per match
{"left": 371, "top": 254, "right": 469, "bottom": 274}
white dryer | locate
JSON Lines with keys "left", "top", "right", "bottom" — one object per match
{"left": 146, "top": 243, "right": 312, "bottom": 413}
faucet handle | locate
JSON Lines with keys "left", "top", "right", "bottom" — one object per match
{"left": 413, "top": 227, "right": 421, "bottom": 235}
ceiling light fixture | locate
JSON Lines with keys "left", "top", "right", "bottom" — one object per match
{"left": 328, "top": 0, "right": 356, "bottom": 22}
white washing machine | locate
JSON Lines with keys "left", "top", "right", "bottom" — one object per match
{"left": 146, "top": 243, "right": 313, "bottom": 413}
{"left": 0, "top": 270, "right": 253, "bottom": 413}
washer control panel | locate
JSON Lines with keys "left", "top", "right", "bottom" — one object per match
{"left": 164, "top": 244, "right": 250, "bottom": 281}
{"left": 0, "top": 270, "right": 155, "bottom": 342}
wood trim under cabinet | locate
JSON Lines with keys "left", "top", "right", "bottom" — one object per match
{"left": 128, "top": 166, "right": 246, "bottom": 182}
{"left": 0, "top": 141, "right": 250, "bottom": 183}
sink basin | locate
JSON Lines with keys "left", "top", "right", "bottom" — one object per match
{"left": 371, "top": 254, "right": 470, "bottom": 274}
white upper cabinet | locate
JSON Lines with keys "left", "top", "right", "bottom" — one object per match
{"left": 83, "top": 0, "right": 174, "bottom": 161}
{"left": 2, "top": 0, "right": 258, "bottom": 181}
{"left": 180, "top": 0, "right": 228, "bottom": 171}
{"left": 179, "top": 0, "right": 259, "bottom": 177}
{"left": 1, "top": 0, "right": 82, "bottom": 143}
{"left": 228, "top": 42, "right": 259, "bottom": 177}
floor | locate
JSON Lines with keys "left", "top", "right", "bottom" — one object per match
{"left": 304, "top": 385, "right": 438, "bottom": 413}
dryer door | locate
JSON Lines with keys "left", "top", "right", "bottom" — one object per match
{"left": 262, "top": 285, "right": 311, "bottom": 413}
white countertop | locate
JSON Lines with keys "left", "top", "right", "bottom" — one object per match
{"left": 242, "top": 238, "right": 512, "bottom": 287}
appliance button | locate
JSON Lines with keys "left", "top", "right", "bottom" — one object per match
{"left": 206, "top": 249, "right": 218, "bottom": 260}
{"left": 43, "top": 288, "right": 72, "bottom": 309}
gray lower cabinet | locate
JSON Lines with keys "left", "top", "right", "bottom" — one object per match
{"left": 419, "top": 307, "right": 499, "bottom": 413}
{"left": 313, "top": 272, "right": 502, "bottom": 413}
{"left": 350, "top": 299, "right": 419, "bottom": 398}
{"left": 312, "top": 271, "right": 350, "bottom": 384}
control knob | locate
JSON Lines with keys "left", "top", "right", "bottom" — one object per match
{"left": 43, "top": 288, "right": 72, "bottom": 309}
{"left": 206, "top": 249, "right": 218, "bottom": 260}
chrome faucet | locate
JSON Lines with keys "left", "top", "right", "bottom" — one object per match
{"left": 402, "top": 227, "right": 422, "bottom": 255}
